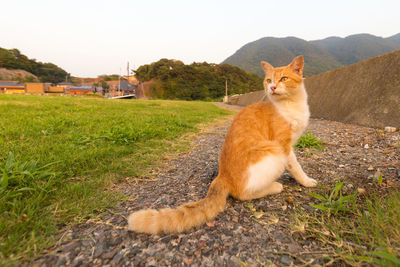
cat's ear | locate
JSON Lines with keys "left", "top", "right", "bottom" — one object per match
{"left": 261, "top": 61, "right": 273, "bottom": 75}
{"left": 289, "top": 56, "right": 304, "bottom": 76}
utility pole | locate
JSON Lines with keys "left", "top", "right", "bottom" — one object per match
{"left": 223, "top": 79, "right": 228, "bottom": 103}
{"left": 225, "top": 79, "right": 228, "bottom": 97}
{"left": 119, "top": 67, "right": 121, "bottom": 93}
{"left": 127, "top": 62, "right": 130, "bottom": 79}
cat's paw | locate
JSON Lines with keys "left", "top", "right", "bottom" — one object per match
{"left": 269, "top": 181, "right": 284, "bottom": 194}
{"left": 302, "top": 177, "right": 317, "bottom": 187}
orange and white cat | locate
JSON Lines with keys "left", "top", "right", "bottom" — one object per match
{"left": 128, "top": 55, "right": 317, "bottom": 234}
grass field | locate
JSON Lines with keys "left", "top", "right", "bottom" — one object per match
{"left": 0, "top": 95, "right": 232, "bottom": 264}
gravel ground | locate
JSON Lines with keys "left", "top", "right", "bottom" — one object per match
{"left": 26, "top": 105, "right": 400, "bottom": 267}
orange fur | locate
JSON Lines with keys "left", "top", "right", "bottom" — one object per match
{"left": 128, "top": 55, "right": 317, "bottom": 234}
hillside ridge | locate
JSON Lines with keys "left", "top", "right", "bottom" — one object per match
{"left": 0, "top": 47, "right": 68, "bottom": 83}
{"left": 0, "top": 68, "right": 39, "bottom": 82}
{"left": 223, "top": 33, "right": 400, "bottom": 77}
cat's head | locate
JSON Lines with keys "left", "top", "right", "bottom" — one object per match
{"left": 261, "top": 56, "right": 304, "bottom": 100}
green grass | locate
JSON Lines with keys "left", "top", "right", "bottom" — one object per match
{"left": 295, "top": 130, "right": 325, "bottom": 151}
{"left": 308, "top": 181, "right": 357, "bottom": 216}
{"left": 293, "top": 184, "right": 400, "bottom": 266}
{"left": 0, "top": 95, "right": 232, "bottom": 264}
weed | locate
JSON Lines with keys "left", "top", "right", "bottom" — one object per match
{"left": 374, "top": 173, "right": 384, "bottom": 185}
{"left": 295, "top": 130, "right": 325, "bottom": 151}
{"left": 293, "top": 187, "right": 400, "bottom": 266}
{"left": 308, "top": 180, "right": 357, "bottom": 216}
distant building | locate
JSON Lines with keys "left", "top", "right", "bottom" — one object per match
{"left": 106, "top": 80, "right": 137, "bottom": 97}
{"left": 47, "top": 86, "right": 65, "bottom": 93}
{"left": 122, "top": 75, "right": 139, "bottom": 86}
{"left": 56, "top": 82, "right": 73, "bottom": 90}
{"left": 25, "top": 83, "right": 46, "bottom": 94}
{"left": 0, "top": 81, "right": 25, "bottom": 94}
{"left": 66, "top": 86, "right": 94, "bottom": 95}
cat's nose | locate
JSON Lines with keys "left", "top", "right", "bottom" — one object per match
{"left": 270, "top": 86, "right": 276, "bottom": 91}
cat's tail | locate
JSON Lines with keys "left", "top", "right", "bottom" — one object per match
{"left": 127, "top": 176, "right": 229, "bottom": 234}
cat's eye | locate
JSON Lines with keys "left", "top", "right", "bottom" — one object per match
{"left": 266, "top": 79, "right": 272, "bottom": 83}
{"left": 280, "top": 76, "right": 288, "bottom": 82}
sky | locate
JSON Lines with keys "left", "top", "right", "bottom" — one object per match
{"left": 1, "top": 0, "right": 399, "bottom": 77}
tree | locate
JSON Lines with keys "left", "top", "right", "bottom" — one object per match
{"left": 0, "top": 47, "right": 68, "bottom": 83}
{"left": 134, "top": 59, "right": 264, "bottom": 100}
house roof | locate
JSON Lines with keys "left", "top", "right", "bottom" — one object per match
{"left": 106, "top": 80, "right": 137, "bottom": 91}
{"left": 57, "top": 82, "right": 74, "bottom": 85}
{"left": 67, "top": 86, "right": 94, "bottom": 91}
{"left": 0, "top": 81, "right": 25, "bottom": 87}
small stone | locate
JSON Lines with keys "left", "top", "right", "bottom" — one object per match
{"left": 109, "top": 236, "right": 122, "bottom": 246}
{"left": 110, "top": 253, "right": 123, "bottom": 265}
{"left": 285, "top": 197, "right": 295, "bottom": 204}
{"left": 227, "top": 256, "right": 241, "bottom": 267}
{"left": 93, "top": 242, "right": 105, "bottom": 258}
{"left": 357, "top": 188, "right": 366, "bottom": 195}
{"left": 280, "top": 255, "right": 293, "bottom": 265}
{"left": 102, "top": 249, "right": 117, "bottom": 260}
{"left": 206, "top": 221, "right": 215, "bottom": 227}
{"left": 367, "top": 165, "right": 374, "bottom": 171}
{"left": 364, "top": 144, "right": 369, "bottom": 149}
{"left": 339, "top": 164, "right": 345, "bottom": 168}
{"left": 183, "top": 258, "right": 193, "bottom": 265}
{"left": 61, "top": 241, "right": 80, "bottom": 252}
{"left": 385, "top": 126, "right": 397, "bottom": 133}
{"left": 345, "top": 184, "right": 354, "bottom": 189}
{"left": 93, "top": 230, "right": 106, "bottom": 242}
{"left": 71, "top": 256, "right": 84, "bottom": 267}
{"left": 55, "top": 256, "right": 67, "bottom": 267}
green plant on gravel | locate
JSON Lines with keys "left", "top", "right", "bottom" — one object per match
{"left": 295, "top": 130, "right": 325, "bottom": 151}
{"left": 374, "top": 173, "right": 384, "bottom": 185}
{"left": 308, "top": 181, "right": 357, "bottom": 216}
{"left": 293, "top": 185, "right": 400, "bottom": 266}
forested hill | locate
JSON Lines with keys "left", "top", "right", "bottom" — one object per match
{"left": 0, "top": 47, "right": 68, "bottom": 83}
{"left": 134, "top": 59, "right": 264, "bottom": 100}
{"left": 223, "top": 33, "right": 400, "bottom": 77}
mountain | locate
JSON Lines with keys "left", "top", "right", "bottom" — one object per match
{"left": 223, "top": 33, "right": 400, "bottom": 77}
{"left": 223, "top": 37, "right": 342, "bottom": 77}
{"left": 386, "top": 33, "right": 400, "bottom": 46}
{"left": 0, "top": 47, "right": 68, "bottom": 83}
{"left": 311, "top": 33, "right": 400, "bottom": 65}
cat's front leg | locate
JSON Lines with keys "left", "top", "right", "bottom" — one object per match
{"left": 285, "top": 150, "right": 317, "bottom": 187}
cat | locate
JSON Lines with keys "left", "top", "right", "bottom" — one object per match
{"left": 128, "top": 55, "right": 317, "bottom": 234}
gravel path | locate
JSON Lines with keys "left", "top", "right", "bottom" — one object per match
{"left": 26, "top": 106, "right": 400, "bottom": 267}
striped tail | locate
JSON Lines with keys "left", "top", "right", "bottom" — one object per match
{"left": 127, "top": 177, "right": 229, "bottom": 234}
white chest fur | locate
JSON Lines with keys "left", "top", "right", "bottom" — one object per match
{"left": 272, "top": 89, "right": 310, "bottom": 145}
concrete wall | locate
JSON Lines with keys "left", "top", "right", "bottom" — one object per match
{"left": 229, "top": 50, "right": 400, "bottom": 128}
{"left": 304, "top": 50, "right": 400, "bottom": 128}
{"left": 236, "top": 90, "right": 266, "bottom": 106}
